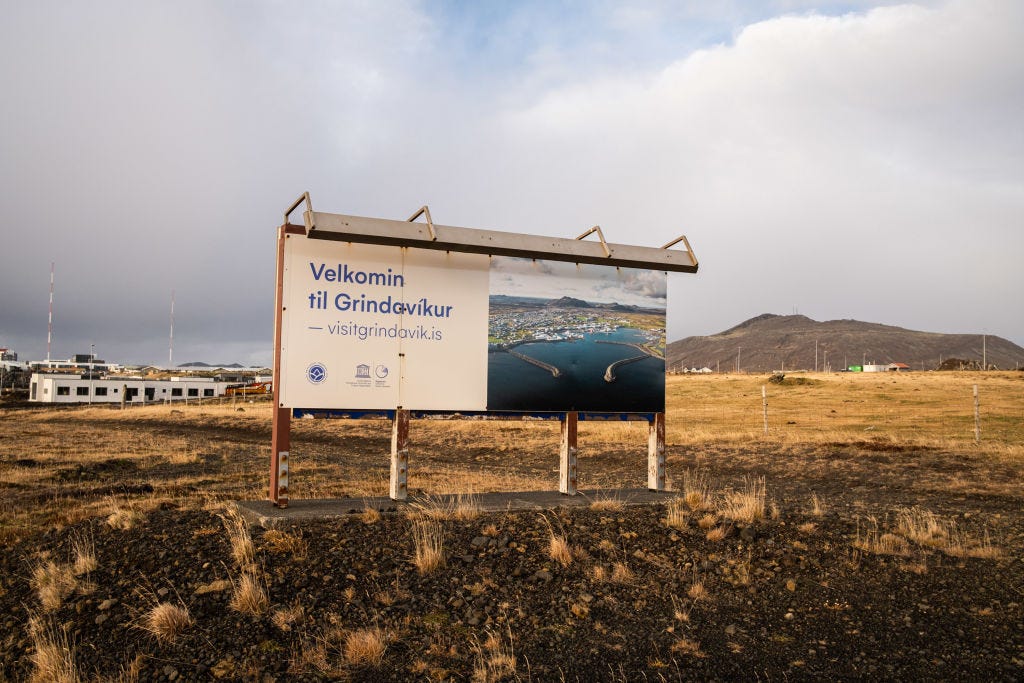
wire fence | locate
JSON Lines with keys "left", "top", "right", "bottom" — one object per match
{"left": 668, "top": 373, "right": 1024, "bottom": 448}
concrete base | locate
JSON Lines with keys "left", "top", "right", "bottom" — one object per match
{"left": 232, "top": 488, "right": 675, "bottom": 528}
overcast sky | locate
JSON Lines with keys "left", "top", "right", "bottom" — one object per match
{"left": 1, "top": 0, "right": 1021, "bottom": 366}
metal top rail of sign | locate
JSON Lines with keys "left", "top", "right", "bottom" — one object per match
{"left": 284, "top": 193, "right": 698, "bottom": 273}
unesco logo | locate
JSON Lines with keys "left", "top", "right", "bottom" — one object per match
{"left": 306, "top": 362, "right": 327, "bottom": 384}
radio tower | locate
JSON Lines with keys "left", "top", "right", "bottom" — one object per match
{"left": 169, "top": 290, "right": 175, "bottom": 368}
{"left": 46, "top": 262, "right": 55, "bottom": 362}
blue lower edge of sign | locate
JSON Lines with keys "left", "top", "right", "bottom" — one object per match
{"left": 291, "top": 408, "right": 657, "bottom": 422}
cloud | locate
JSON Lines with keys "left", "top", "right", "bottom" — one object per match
{"left": 484, "top": 0, "right": 1023, "bottom": 340}
{"left": 1, "top": 1, "right": 1021, "bottom": 365}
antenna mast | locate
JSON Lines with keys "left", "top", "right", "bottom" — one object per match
{"left": 169, "top": 290, "right": 175, "bottom": 368}
{"left": 46, "top": 262, "right": 54, "bottom": 362}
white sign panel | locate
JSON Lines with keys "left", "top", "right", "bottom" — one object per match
{"left": 280, "top": 236, "right": 489, "bottom": 410}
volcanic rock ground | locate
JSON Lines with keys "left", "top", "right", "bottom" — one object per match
{"left": 2, "top": 482, "right": 1022, "bottom": 681}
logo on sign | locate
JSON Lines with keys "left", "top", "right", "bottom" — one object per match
{"left": 355, "top": 364, "right": 371, "bottom": 378}
{"left": 375, "top": 364, "right": 389, "bottom": 379}
{"left": 306, "top": 362, "right": 327, "bottom": 384}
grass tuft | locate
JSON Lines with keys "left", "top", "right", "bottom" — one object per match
{"left": 343, "top": 626, "right": 388, "bottom": 666}
{"left": 610, "top": 561, "right": 635, "bottom": 584}
{"left": 895, "top": 507, "right": 948, "bottom": 548}
{"left": 31, "top": 560, "right": 78, "bottom": 612}
{"left": 409, "top": 492, "right": 481, "bottom": 522}
{"left": 471, "top": 627, "right": 517, "bottom": 683}
{"left": 681, "top": 469, "right": 712, "bottom": 511}
{"left": 70, "top": 533, "right": 97, "bottom": 576}
{"left": 272, "top": 603, "right": 306, "bottom": 632}
{"left": 262, "top": 529, "right": 308, "bottom": 559}
{"left": 718, "top": 476, "right": 766, "bottom": 524}
{"left": 105, "top": 497, "right": 143, "bottom": 530}
{"left": 229, "top": 570, "right": 269, "bottom": 616}
{"left": 222, "top": 508, "right": 255, "bottom": 569}
{"left": 28, "top": 617, "right": 79, "bottom": 683}
{"left": 589, "top": 492, "right": 625, "bottom": 512}
{"left": 548, "top": 533, "right": 573, "bottom": 567}
{"left": 664, "top": 498, "right": 689, "bottom": 530}
{"left": 412, "top": 518, "right": 446, "bottom": 575}
{"left": 142, "top": 602, "right": 192, "bottom": 642}
{"left": 360, "top": 507, "right": 382, "bottom": 525}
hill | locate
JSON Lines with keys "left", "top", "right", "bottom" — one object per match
{"left": 668, "top": 314, "right": 1024, "bottom": 372}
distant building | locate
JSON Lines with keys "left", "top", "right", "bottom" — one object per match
{"left": 888, "top": 363, "right": 910, "bottom": 372}
{"left": 0, "top": 348, "right": 17, "bottom": 361}
{"left": 30, "top": 355, "right": 121, "bottom": 373}
{"left": 862, "top": 364, "right": 889, "bottom": 373}
{"left": 30, "top": 373, "right": 235, "bottom": 404}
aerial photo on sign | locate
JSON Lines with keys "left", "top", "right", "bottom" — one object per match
{"left": 486, "top": 256, "right": 666, "bottom": 412}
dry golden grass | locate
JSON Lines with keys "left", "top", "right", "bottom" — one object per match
{"left": 854, "top": 518, "right": 912, "bottom": 557}
{"left": 718, "top": 476, "right": 767, "bottom": 524}
{"left": 343, "top": 626, "right": 388, "bottom": 666}
{"left": 70, "top": 533, "right": 97, "bottom": 576}
{"left": 408, "top": 491, "right": 482, "bottom": 522}
{"left": 688, "top": 577, "right": 708, "bottom": 602}
{"left": 610, "top": 561, "right": 636, "bottom": 584}
{"left": 808, "top": 494, "right": 827, "bottom": 517}
{"left": 262, "top": 528, "right": 308, "bottom": 559}
{"left": 411, "top": 518, "right": 446, "bottom": 575}
{"left": 670, "top": 637, "right": 706, "bottom": 658}
{"left": 548, "top": 533, "right": 573, "bottom": 567}
{"left": 360, "top": 507, "right": 382, "bottom": 525}
{"left": 472, "top": 628, "right": 517, "bottom": 683}
{"left": 272, "top": 603, "right": 306, "bottom": 632}
{"left": 229, "top": 570, "right": 269, "bottom": 615}
{"left": 705, "top": 525, "right": 729, "bottom": 542}
{"left": 28, "top": 617, "right": 79, "bottom": 683}
{"left": 681, "top": 468, "right": 712, "bottom": 511}
{"left": 697, "top": 513, "right": 718, "bottom": 530}
{"left": 664, "top": 498, "right": 689, "bottom": 530}
{"left": 105, "top": 497, "right": 143, "bottom": 531}
{"left": 1, "top": 371, "right": 1021, "bottom": 558}
{"left": 31, "top": 560, "right": 79, "bottom": 612}
{"left": 142, "top": 602, "right": 192, "bottom": 642}
{"left": 666, "top": 371, "right": 1024, "bottom": 452}
{"left": 895, "top": 507, "right": 949, "bottom": 548}
{"left": 222, "top": 508, "right": 256, "bottom": 568}
{"left": 589, "top": 492, "right": 626, "bottom": 512}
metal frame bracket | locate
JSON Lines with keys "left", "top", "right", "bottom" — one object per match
{"left": 661, "top": 234, "right": 698, "bottom": 268}
{"left": 408, "top": 205, "right": 437, "bottom": 241}
{"left": 576, "top": 225, "right": 611, "bottom": 258}
{"left": 284, "top": 191, "right": 313, "bottom": 229}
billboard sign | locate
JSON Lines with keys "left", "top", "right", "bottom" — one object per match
{"left": 279, "top": 233, "right": 666, "bottom": 412}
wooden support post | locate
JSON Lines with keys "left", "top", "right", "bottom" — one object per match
{"left": 268, "top": 224, "right": 302, "bottom": 509}
{"left": 559, "top": 411, "right": 578, "bottom": 495}
{"left": 390, "top": 409, "right": 410, "bottom": 500}
{"left": 647, "top": 412, "right": 666, "bottom": 491}
{"left": 270, "top": 407, "right": 290, "bottom": 507}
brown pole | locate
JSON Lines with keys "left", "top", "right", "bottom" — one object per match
{"left": 269, "top": 224, "right": 303, "bottom": 507}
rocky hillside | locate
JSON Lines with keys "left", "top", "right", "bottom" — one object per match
{"left": 668, "top": 314, "right": 1024, "bottom": 372}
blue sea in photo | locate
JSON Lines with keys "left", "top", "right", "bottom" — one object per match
{"left": 486, "top": 327, "right": 665, "bottom": 412}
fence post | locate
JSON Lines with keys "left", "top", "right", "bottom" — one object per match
{"left": 762, "top": 385, "right": 768, "bottom": 436}
{"left": 973, "top": 384, "right": 980, "bottom": 444}
{"left": 559, "top": 412, "right": 578, "bottom": 495}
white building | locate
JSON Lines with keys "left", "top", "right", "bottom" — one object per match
{"left": 30, "top": 373, "right": 235, "bottom": 404}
